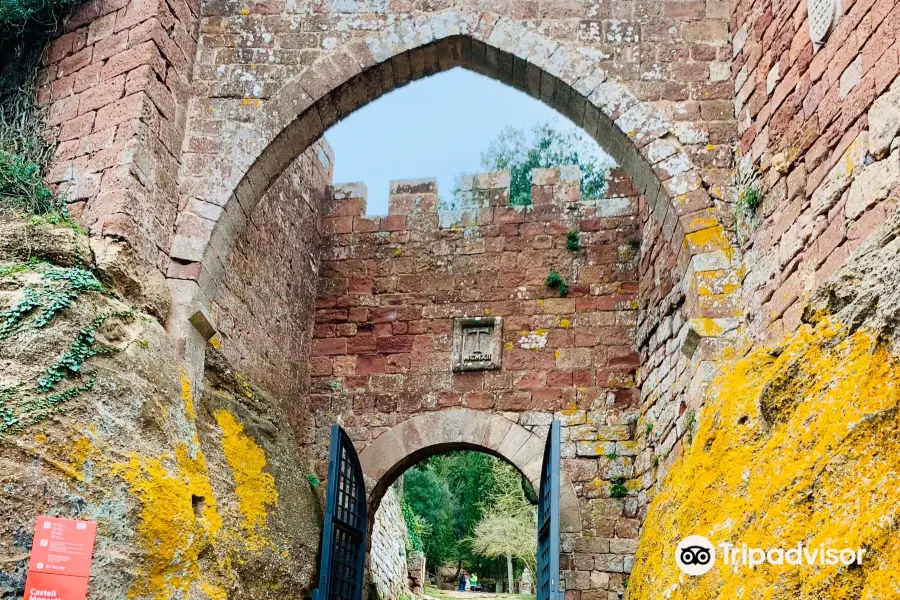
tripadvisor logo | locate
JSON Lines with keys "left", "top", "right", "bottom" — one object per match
{"left": 675, "top": 536, "right": 866, "bottom": 575}
{"left": 676, "top": 536, "right": 715, "bottom": 576}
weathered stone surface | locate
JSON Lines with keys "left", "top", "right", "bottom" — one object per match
{"left": 869, "top": 78, "right": 900, "bottom": 159}
{"left": 0, "top": 250, "right": 322, "bottom": 600}
{"left": 845, "top": 151, "right": 900, "bottom": 221}
{"left": 0, "top": 219, "right": 91, "bottom": 266}
{"left": 91, "top": 237, "right": 170, "bottom": 320}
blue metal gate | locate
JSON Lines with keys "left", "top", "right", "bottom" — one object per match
{"left": 314, "top": 424, "right": 367, "bottom": 600}
{"left": 537, "top": 420, "right": 561, "bottom": 600}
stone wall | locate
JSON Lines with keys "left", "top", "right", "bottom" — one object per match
{"left": 370, "top": 485, "right": 411, "bottom": 600}
{"left": 732, "top": 0, "right": 900, "bottom": 344}
{"left": 210, "top": 139, "right": 333, "bottom": 439}
{"left": 39, "top": 0, "right": 201, "bottom": 280}
{"left": 312, "top": 165, "right": 643, "bottom": 592}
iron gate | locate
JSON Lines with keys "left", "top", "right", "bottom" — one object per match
{"left": 537, "top": 420, "right": 561, "bottom": 600}
{"left": 314, "top": 424, "right": 367, "bottom": 600}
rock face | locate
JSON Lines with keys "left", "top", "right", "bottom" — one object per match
{"left": 627, "top": 210, "right": 900, "bottom": 599}
{"left": 0, "top": 220, "right": 322, "bottom": 600}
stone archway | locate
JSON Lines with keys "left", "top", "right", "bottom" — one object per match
{"left": 358, "top": 408, "right": 582, "bottom": 534}
{"left": 166, "top": 13, "right": 739, "bottom": 347}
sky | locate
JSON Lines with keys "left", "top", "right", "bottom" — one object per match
{"left": 325, "top": 67, "right": 613, "bottom": 216}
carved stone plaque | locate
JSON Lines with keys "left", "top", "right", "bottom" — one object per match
{"left": 451, "top": 316, "right": 503, "bottom": 372}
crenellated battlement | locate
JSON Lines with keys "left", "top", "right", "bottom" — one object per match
{"left": 324, "top": 166, "right": 640, "bottom": 235}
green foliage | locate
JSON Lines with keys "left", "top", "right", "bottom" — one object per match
{"left": 545, "top": 270, "right": 569, "bottom": 297}
{"left": 478, "top": 123, "right": 611, "bottom": 206}
{"left": 610, "top": 477, "right": 628, "bottom": 499}
{"left": 34, "top": 268, "right": 105, "bottom": 327}
{"left": 566, "top": 231, "right": 580, "bottom": 251}
{"left": 0, "top": 0, "right": 80, "bottom": 44}
{"left": 0, "top": 266, "right": 104, "bottom": 339}
{"left": 307, "top": 473, "right": 320, "bottom": 487}
{"left": 468, "top": 459, "right": 537, "bottom": 575}
{"left": 737, "top": 184, "right": 761, "bottom": 213}
{"left": 0, "top": 287, "right": 41, "bottom": 337}
{"left": 0, "top": 264, "right": 121, "bottom": 438}
{"left": 0, "top": 148, "right": 57, "bottom": 214}
{"left": 605, "top": 450, "right": 618, "bottom": 460}
{"left": 401, "top": 499, "right": 425, "bottom": 552}
{"left": 684, "top": 409, "right": 697, "bottom": 442}
{"left": 403, "top": 464, "right": 457, "bottom": 568}
{"left": 0, "top": 0, "right": 82, "bottom": 220}
{"left": 36, "top": 311, "right": 126, "bottom": 392}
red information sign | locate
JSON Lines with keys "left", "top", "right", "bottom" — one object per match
{"left": 27, "top": 516, "right": 97, "bottom": 578}
{"left": 24, "top": 516, "right": 96, "bottom": 600}
{"left": 21, "top": 571, "right": 89, "bottom": 600}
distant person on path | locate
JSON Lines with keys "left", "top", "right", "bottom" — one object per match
{"left": 458, "top": 571, "right": 466, "bottom": 591}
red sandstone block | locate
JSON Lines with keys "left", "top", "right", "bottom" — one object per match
{"left": 573, "top": 369, "right": 595, "bottom": 387}
{"left": 596, "top": 367, "right": 634, "bottom": 388}
{"left": 87, "top": 11, "right": 117, "bottom": 45}
{"left": 93, "top": 30, "right": 128, "bottom": 63}
{"left": 516, "top": 371, "right": 546, "bottom": 389}
{"left": 546, "top": 369, "right": 574, "bottom": 387}
{"left": 44, "top": 33, "right": 75, "bottom": 65}
{"left": 848, "top": 201, "right": 891, "bottom": 243}
{"left": 381, "top": 215, "right": 405, "bottom": 231}
{"left": 607, "top": 351, "right": 641, "bottom": 367}
{"left": 324, "top": 216, "right": 353, "bottom": 234}
{"left": 311, "top": 338, "right": 346, "bottom": 357}
{"left": 464, "top": 391, "right": 494, "bottom": 410}
{"left": 73, "top": 62, "right": 103, "bottom": 94}
{"left": 317, "top": 308, "right": 348, "bottom": 323}
{"left": 57, "top": 47, "right": 93, "bottom": 78}
{"left": 101, "top": 41, "right": 165, "bottom": 81}
{"left": 313, "top": 324, "right": 334, "bottom": 338}
{"left": 376, "top": 336, "right": 414, "bottom": 354}
{"left": 871, "top": 46, "right": 898, "bottom": 95}
{"left": 309, "top": 357, "right": 333, "bottom": 377}
{"left": 497, "top": 392, "right": 532, "bottom": 412}
{"left": 115, "top": 0, "right": 162, "bottom": 32}
{"left": 50, "top": 73, "right": 75, "bottom": 100}
{"left": 77, "top": 74, "right": 125, "bottom": 114}
{"left": 47, "top": 96, "right": 79, "bottom": 126}
{"left": 355, "top": 354, "right": 385, "bottom": 375}
{"left": 94, "top": 93, "right": 152, "bottom": 131}
{"left": 815, "top": 244, "right": 849, "bottom": 286}
{"left": 59, "top": 112, "right": 96, "bottom": 141}
{"left": 531, "top": 388, "right": 563, "bottom": 410}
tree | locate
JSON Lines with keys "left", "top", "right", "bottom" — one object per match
{"left": 476, "top": 122, "right": 612, "bottom": 206}
{"left": 468, "top": 460, "right": 538, "bottom": 591}
{"left": 402, "top": 466, "right": 457, "bottom": 569}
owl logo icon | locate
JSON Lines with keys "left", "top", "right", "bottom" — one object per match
{"left": 675, "top": 536, "right": 715, "bottom": 576}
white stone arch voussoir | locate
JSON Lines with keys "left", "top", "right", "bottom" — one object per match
{"left": 359, "top": 408, "right": 582, "bottom": 535}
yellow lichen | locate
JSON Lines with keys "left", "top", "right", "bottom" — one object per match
{"left": 560, "top": 318, "right": 571, "bottom": 329}
{"left": 181, "top": 373, "right": 195, "bottom": 420}
{"left": 215, "top": 409, "right": 278, "bottom": 549}
{"left": 117, "top": 445, "right": 222, "bottom": 600}
{"left": 630, "top": 319, "right": 900, "bottom": 599}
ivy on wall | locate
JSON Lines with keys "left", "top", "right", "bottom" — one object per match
{"left": 0, "top": 262, "right": 131, "bottom": 437}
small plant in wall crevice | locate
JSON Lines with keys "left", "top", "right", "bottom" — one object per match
{"left": 731, "top": 156, "right": 763, "bottom": 246}
{"left": 545, "top": 270, "right": 569, "bottom": 297}
{"left": 566, "top": 230, "right": 581, "bottom": 251}
{"left": 610, "top": 477, "right": 628, "bottom": 499}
